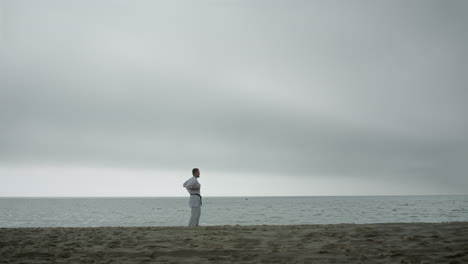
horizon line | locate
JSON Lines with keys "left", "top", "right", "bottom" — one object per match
{"left": 0, "top": 194, "right": 467, "bottom": 198}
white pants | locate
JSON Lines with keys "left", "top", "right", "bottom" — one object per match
{"left": 188, "top": 206, "right": 201, "bottom": 226}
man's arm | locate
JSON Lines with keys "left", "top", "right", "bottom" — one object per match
{"left": 190, "top": 181, "right": 200, "bottom": 190}
{"left": 185, "top": 179, "right": 200, "bottom": 190}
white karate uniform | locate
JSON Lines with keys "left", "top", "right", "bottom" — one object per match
{"left": 183, "top": 176, "right": 202, "bottom": 226}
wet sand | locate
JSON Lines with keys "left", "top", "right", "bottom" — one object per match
{"left": 1, "top": 222, "right": 467, "bottom": 263}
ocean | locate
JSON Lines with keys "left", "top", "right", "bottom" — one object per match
{"left": 0, "top": 196, "right": 467, "bottom": 228}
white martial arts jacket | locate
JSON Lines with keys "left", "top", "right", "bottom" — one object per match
{"left": 183, "top": 176, "right": 202, "bottom": 207}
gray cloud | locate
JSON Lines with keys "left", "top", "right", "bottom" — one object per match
{"left": 1, "top": 0, "right": 467, "bottom": 195}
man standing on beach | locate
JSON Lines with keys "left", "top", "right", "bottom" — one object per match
{"left": 183, "top": 168, "right": 202, "bottom": 227}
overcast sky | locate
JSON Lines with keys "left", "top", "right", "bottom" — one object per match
{"left": 1, "top": 0, "right": 467, "bottom": 196}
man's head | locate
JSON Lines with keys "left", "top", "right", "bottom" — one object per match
{"left": 192, "top": 168, "right": 200, "bottom": 178}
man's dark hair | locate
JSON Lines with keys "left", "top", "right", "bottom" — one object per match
{"left": 192, "top": 168, "right": 199, "bottom": 175}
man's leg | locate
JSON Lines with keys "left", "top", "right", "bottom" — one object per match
{"left": 195, "top": 206, "right": 201, "bottom": 226}
{"left": 188, "top": 206, "right": 201, "bottom": 227}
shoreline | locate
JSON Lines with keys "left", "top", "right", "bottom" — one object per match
{"left": 1, "top": 222, "right": 467, "bottom": 263}
{"left": 1, "top": 221, "right": 467, "bottom": 229}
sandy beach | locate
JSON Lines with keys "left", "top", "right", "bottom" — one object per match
{"left": 1, "top": 222, "right": 467, "bottom": 263}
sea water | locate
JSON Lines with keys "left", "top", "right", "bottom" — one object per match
{"left": 0, "top": 196, "right": 467, "bottom": 227}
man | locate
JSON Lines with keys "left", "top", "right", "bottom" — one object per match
{"left": 183, "top": 168, "right": 202, "bottom": 226}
